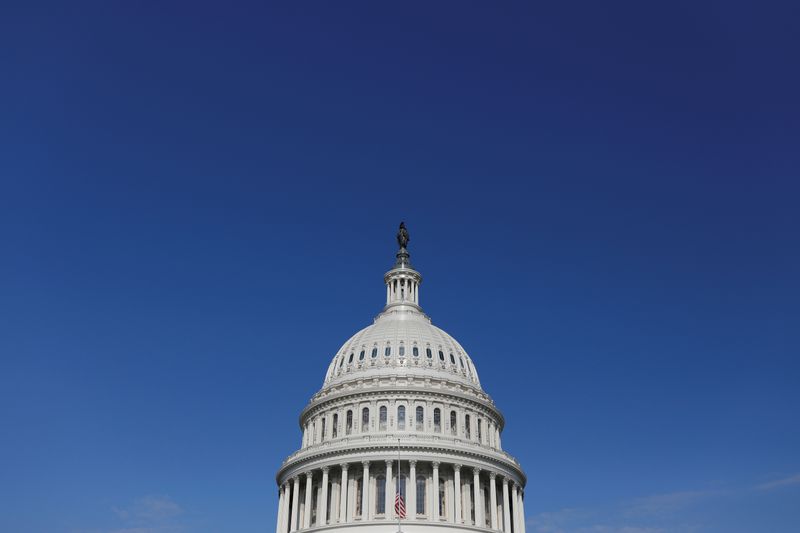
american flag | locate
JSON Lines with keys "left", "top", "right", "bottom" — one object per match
{"left": 394, "top": 493, "right": 406, "bottom": 518}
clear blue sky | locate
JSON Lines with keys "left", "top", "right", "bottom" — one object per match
{"left": 1, "top": 2, "right": 798, "bottom": 533}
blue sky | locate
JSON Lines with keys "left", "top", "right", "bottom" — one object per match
{"left": 1, "top": 2, "right": 798, "bottom": 532}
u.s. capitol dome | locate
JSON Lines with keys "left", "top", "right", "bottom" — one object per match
{"left": 275, "top": 224, "right": 527, "bottom": 533}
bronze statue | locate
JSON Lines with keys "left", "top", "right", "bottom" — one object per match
{"left": 397, "top": 222, "right": 409, "bottom": 249}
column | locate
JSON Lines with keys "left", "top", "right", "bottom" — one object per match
{"left": 511, "top": 484, "right": 520, "bottom": 533}
{"left": 339, "top": 464, "right": 349, "bottom": 523}
{"left": 517, "top": 488, "right": 526, "bottom": 533}
{"left": 320, "top": 467, "right": 330, "bottom": 526}
{"left": 276, "top": 484, "right": 286, "bottom": 533}
{"left": 489, "top": 472, "right": 498, "bottom": 530}
{"left": 432, "top": 462, "right": 440, "bottom": 521}
{"left": 453, "top": 464, "right": 462, "bottom": 524}
{"left": 304, "top": 472, "right": 313, "bottom": 528}
{"left": 473, "top": 468, "right": 483, "bottom": 528}
{"left": 361, "top": 461, "right": 370, "bottom": 521}
{"left": 502, "top": 478, "right": 511, "bottom": 533}
{"left": 280, "top": 481, "right": 292, "bottom": 533}
{"left": 386, "top": 460, "right": 394, "bottom": 520}
{"left": 290, "top": 477, "right": 301, "bottom": 532}
{"left": 408, "top": 461, "right": 417, "bottom": 520}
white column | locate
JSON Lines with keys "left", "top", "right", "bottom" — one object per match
{"left": 386, "top": 460, "right": 394, "bottom": 520}
{"left": 304, "top": 472, "right": 313, "bottom": 528}
{"left": 290, "top": 477, "right": 300, "bottom": 532}
{"left": 511, "top": 484, "right": 520, "bottom": 533}
{"left": 502, "top": 478, "right": 511, "bottom": 532}
{"left": 386, "top": 283, "right": 390, "bottom": 304}
{"left": 518, "top": 488, "right": 526, "bottom": 533}
{"left": 279, "top": 483, "right": 290, "bottom": 533}
{"left": 408, "top": 460, "right": 417, "bottom": 520}
{"left": 362, "top": 461, "right": 370, "bottom": 521}
{"left": 473, "top": 468, "right": 483, "bottom": 527}
{"left": 489, "top": 473, "right": 498, "bottom": 530}
{"left": 454, "top": 464, "right": 462, "bottom": 524}
{"left": 276, "top": 484, "right": 286, "bottom": 533}
{"left": 339, "top": 464, "right": 349, "bottom": 523}
{"left": 320, "top": 467, "right": 330, "bottom": 526}
{"left": 432, "top": 462, "right": 440, "bottom": 521}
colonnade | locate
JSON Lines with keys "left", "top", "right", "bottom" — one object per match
{"left": 276, "top": 460, "right": 525, "bottom": 533}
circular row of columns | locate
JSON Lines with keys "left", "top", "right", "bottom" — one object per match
{"left": 276, "top": 461, "right": 525, "bottom": 533}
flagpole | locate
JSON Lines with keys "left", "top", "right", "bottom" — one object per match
{"left": 397, "top": 437, "right": 402, "bottom": 533}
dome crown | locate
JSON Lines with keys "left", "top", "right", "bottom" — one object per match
{"left": 323, "top": 223, "right": 481, "bottom": 388}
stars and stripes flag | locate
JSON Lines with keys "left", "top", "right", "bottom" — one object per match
{"left": 395, "top": 492, "right": 406, "bottom": 518}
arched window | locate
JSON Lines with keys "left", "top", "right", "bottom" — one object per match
{"left": 384, "top": 346, "right": 391, "bottom": 357}
{"left": 339, "top": 358, "right": 345, "bottom": 370}
{"left": 399, "top": 345, "right": 405, "bottom": 357}
{"left": 416, "top": 476, "right": 426, "bottom": 515}
{"left": 332, "top": 414, "right": 338, "bottom": 438}
{"left": 346, "top": 410, "right": 353, "bottom": 435}
{"left": 459, "top": 356, "right": 465, "bottom": 369}
{"left": 321, "top": 418, "right": 327, "bottom": 440}
{"left": 376, "top": 475, "right": 386, "bottom": 514}
{"left": 379, "top": 406, "right": 387, "bottom": 430}
{"left": 355, "top": 477, "right": 363, "bottom": 516}
{"left": 449, "top": 353, "right": 456, "bottom": 364}
{"left": 371, "top": 347, "right": 378, "bottom": 358}
{"left": 465, "top": 414, "right": 471, "bottom": 439}
{"left": 416, "top": 406, "right": 424, "bottom": 431}
{"left": 362, "top": 407, "right": 370, "bottom": 431}
{"left": 438, "top": 350, "right": 445, "bottom": 361}
{"left": 311, "top": 482, "right": 319, "bottom": 524}
{"left": 426, "top": 348, "right": 432, "bottom": 359}
{"left": 434, "top": 408, "right": 441, "bottom": 433}
{"left": 413, "top": 346, "right": 419, "bottom": 357}
{"left": 348, "top": 353, "right": 354, "bottom": 364}
{"left": 359, "top": 350, "right": 365, "bottom": 361}
{"left": 477, "top": 418, "right": 482, "bottom": 442}
{"left": 438, "top": 479, "right": 446, "bottom": 518}
{"left": 397, "top": 405, "right": 406, "bottom": 430}
{"left": 450, "top": 411, "right": 457, "bottom": 435}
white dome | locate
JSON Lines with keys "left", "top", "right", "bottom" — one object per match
{"left": 323, "top": 305, "right": 481, "bottom": 388}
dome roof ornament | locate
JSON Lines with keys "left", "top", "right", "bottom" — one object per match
{"left": 394, "top": 221, "right": 412, "bottom": 269}
{"left": 383, "top": 222, "right": 422, "bottom": 311}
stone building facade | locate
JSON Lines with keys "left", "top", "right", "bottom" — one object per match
{"left": 275, "top": 228, "right": 527, "bottom": 533}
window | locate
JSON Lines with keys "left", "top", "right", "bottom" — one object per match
{"left": 438, "top": 350, "right": 445, "bottom": 361}
{"left": 416, "top": 476, "right": 426, "bottom": 515}
{"left": 399, "top": 345, "right": 405, "bottom": 356}
{"left": 332, "top": 414, "right": 338, "bottom": 438}
{"left": 465, "top": 414, "right": 471, "bottom": 439}
{"left": 376, "top": 475, "right": 386, "bottom": 514}
{"left": 339, "top": 358, "right": 345, "bottom": 370}
{"left": 355, "top": 477, "right": 363, "bottom": 516}
{"left": 450, "top": 411, "right": 457, "bottom": 435}
{"left": 398, "top": 474, "right": 407, "bottom": 504}
{"left": 312, "top": 482, "right": 319, "bottom": 524}
{"left": 379, "top": 406, "right": 387, "bottom": 430}
{"left": 321, "top": 418, "right": 327, "bottom": 440}
{"left": 371, "top": 348, "right": 378, "bottom": 358}
{"left": 348, "top": 353, "right": 354, "bottom": 364}
{"left": 450, "top": 353, "right": 456, "bottom": 364}
{"left": 477, "top": 418, "right": 482, "bottom": 442}
{"left": 416, "top": 406, "right": 424, "bottom": 431}
{"left": 413, "top": 346, "right": 419, "bottom": 357}
{"left": 398, "top": 406, "right": 406, "bottom": 430}
{"left": 459, "top": 356, "right": 465, "bottom": 368}
{"left": 359, "top": 350, "right": 365, "bottom": 361}
{"left": 385, "top": 346, "right": 391, "bottom": 357}
{"left": 434, "top": 408, "right": 441, "bottom": 433}
{"left": 438, "top": 479, "right": 446, "bottom": 518}
{"left": 362, "top": 407, "right": 370, "bottom": 431}
{"left": 346, "top": 410, "right": 353, "bottom": 435}
{"left": 426, "top": 348, "right": 432, "bottom": 359}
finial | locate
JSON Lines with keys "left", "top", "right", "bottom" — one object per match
{"left": 393, "top": 222, "right": 412, "bottom": 269}
{"left": 396, "top": 221, "right": 409, "bottom": 250}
